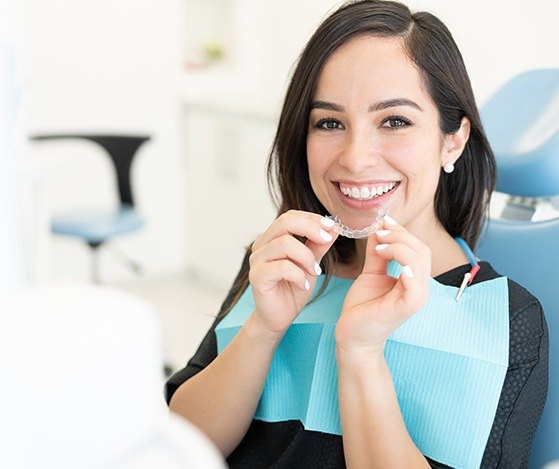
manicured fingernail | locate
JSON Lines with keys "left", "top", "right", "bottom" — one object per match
{"left": 304, "top": 279, "right": 311, "bottom": 291}
{"left": 402, "top": 265, "right": 414, "bottom": 278}
{"left": 384, "top": 215, "right": 397, "bottom": 226}
{"left": 375, "top": 243, "right": 389, "bottom": 251}
{"left": 321, "top": 216, "right": 335, "bottom": 228}
{"left": 319, "top": 229, "right": 333, "bottom": 242}
{"left": 376, "top": 230, "right": 391, "bottom": 237}
{"left": 314, "top": 262, "right": 322, "bottom": 275}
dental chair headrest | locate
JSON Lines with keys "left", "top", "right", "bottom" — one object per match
{"left": 481, "top": 69, "right": 559, "bottom": 197}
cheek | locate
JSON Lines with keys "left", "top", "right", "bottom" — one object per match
{"left": 306, "top": 139, "right": 331, "bottom": 185}
{"left": 380, "top": 135, "right": 442, "bottom": 173}
{"left": 379, "top": 137, "right": 417, "bottom": 171}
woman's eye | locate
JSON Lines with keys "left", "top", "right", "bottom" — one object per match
{"left": 315, "top": 118, "right": 343, "bottom": 130}
{"left": 382, "top": 116, "right": 412, "bottom": 128}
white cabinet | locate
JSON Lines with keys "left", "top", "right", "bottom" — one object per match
{"left": 183, "top": 103, "right": 277, "bottom": 288}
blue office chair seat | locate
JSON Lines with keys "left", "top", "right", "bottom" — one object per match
{"left": 52, "top": 206, "right": 143, "bottom": 245}
{"left": 477, "top": 69, "right": 559, "bottom": 468}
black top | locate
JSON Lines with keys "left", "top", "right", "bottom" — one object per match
{"left": 166, "top": 256, "right": 548, "bottom": 469}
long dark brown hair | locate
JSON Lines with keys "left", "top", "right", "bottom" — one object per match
{"left": 224, "top": 0, "right": 496, "bottom": 313}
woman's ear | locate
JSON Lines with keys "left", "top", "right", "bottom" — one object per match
{"left": 442, "top": 117, "right": 471, "bottom": 167}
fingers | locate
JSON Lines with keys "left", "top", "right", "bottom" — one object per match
{"left": 364, "top": 215, "right": 431, "bottom": 310}
{"left": 365, "top": 216, "right": 430, "bottom": 274}
{"left": 305, "top": 223, "right": 340, "bottom": 270}
{"left": 250, "top": 210, "right": 338, "bottom": 289}
{"left": 249, "top": 259, "right": 311, "bottom": 292}
{"left": 252, "top": 210, "right": 336, "bottom": 252}
{"left": 250, "top": 234, "right": 323, "bottom": 279}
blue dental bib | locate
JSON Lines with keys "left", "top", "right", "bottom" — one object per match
{"left": 215, "top": 270, "right": 509, "bottom": 469}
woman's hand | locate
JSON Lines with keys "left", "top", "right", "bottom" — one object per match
{"left": 249, "top": 210, "right": 338, "bottom": 336}
{"left": 335, "top": 216, "right": 431, "bottom": 354}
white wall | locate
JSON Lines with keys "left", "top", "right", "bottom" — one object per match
{"left": 256, "top": 0, "right": 559, "bottom": 105}
{"left": 405, "top": 0, "right": 559, "bottom": 103}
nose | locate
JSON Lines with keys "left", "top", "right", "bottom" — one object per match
{"left": 338, "top": 126, "right": 380, "bottom": 173}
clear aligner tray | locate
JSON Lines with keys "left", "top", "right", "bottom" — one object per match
{"left": 327, "top": 209, "right": 388, "bottom": 239}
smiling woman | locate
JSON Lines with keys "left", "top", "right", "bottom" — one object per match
{"left": 165, "top": 1, "right": 548, "bottom": 468}
{"left": 306, "top": 35, "right": 466, "bottom": 244}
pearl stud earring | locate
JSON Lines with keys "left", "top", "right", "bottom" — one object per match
{"left": 443, "top": 163, "right": 455, "bottom": 174}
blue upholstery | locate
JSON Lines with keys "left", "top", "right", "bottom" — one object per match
{"left": 52, "top": 205, "right": 143, "bottom": 245}
{"left": 482, "top": 69, "right": 559, "bottom": 197}
{"left": 477, "top": 69, "right": 559, "bottom": 468}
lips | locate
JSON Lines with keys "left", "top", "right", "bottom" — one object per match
{"left": 338, "top": 181, "right": 398, "bottom": 201}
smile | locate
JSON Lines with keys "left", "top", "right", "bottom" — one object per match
{"left": 338, "top": 181, "right": 398, "bottom": 200}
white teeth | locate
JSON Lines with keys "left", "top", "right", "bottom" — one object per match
{"left": 340, "top": 181, "right": 397, "bottom": 200}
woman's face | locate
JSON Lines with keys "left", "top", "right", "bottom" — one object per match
{"left": 307, "top": 35, "right": 456, "bottom": 237}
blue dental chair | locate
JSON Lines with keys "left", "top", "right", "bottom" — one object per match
{"left": 31, "top": 134, "right": 150, "bottom": 283}
{"left": 476, "top": 69, "right": 559, "bottom": 468}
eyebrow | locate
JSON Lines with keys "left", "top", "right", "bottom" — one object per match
{"left": 310, "top": 98, "right": 424, "bottom": 112}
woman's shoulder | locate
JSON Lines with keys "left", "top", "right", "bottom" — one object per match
{"left": 473, "top": 263, "right": 547, "bottom": 362}
{"left": 443, "top": 262, "right": 547, "bottom": 369}
{"left": 476, "top": 261, "right": 544, "bottom": 319}
{"left": 437, "top": 261, "right": 545, "bottom": 325}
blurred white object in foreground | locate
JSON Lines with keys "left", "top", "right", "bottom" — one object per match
{"left": 0, "top": 284, "right": 225, "bottom": 469}
{"left": 0, "top": 0, "right": 33, "bottom": 288}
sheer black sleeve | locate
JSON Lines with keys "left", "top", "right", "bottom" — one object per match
{"left": 164, "top": 251, "right": 251, "bottom": 404}
{"left": 479, "top": 280, "right": 548, "bottom": 468}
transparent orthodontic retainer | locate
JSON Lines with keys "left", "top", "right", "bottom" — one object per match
{"left": 326, "top": 208, "right": 389, "bottom": 239}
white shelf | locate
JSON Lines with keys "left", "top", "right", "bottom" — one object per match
{"left": 179, "top": 72, "right": 280, "bottom": 121}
